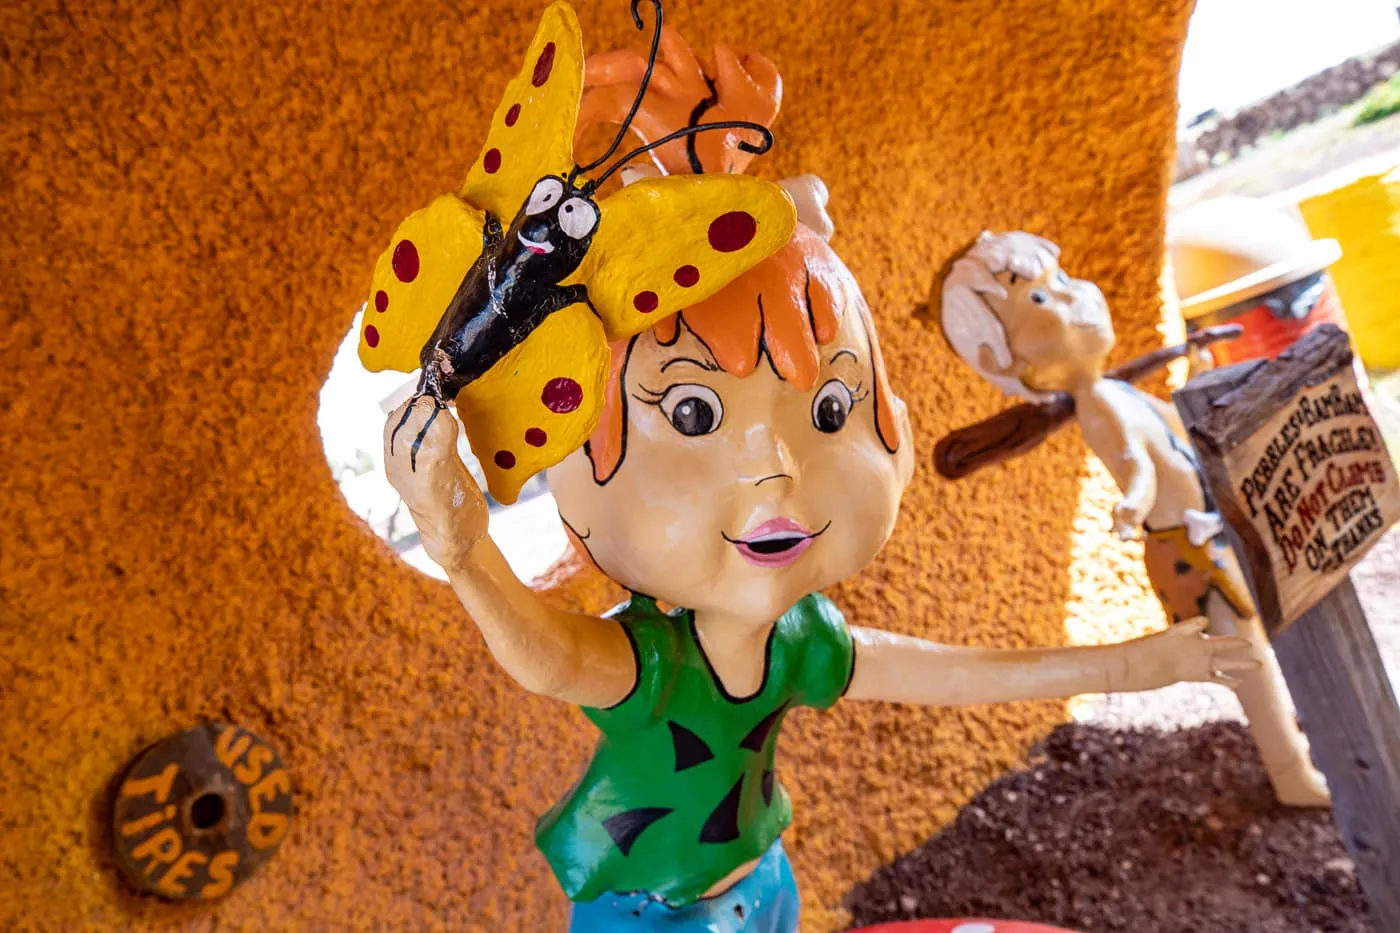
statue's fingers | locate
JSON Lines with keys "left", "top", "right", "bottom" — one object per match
{"left": 1213, "top": 655, "right": 1262, "bottom": 673}
{"left": 1171, "top": 618, "right": 1209, "bottom": 636}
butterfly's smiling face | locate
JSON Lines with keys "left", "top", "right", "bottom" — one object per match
{"left": 549, "top": 296, "right": 914, "bottom": 626}
{"left": 507, "top": 176, "right": 600, "bottom": 281}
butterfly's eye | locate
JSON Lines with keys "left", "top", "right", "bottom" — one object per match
{"left": 659, "top": 384, "right": 723, "bottom": 437}
{"left": 1030, "top": 289, "right": 1050, "bottom": 306}
{"left": 525, "top": 177, "right": 565, "bottom": 216}
{"left": 558, "top": 197, "right": 599, "bottom": 240}
{"left": 812, "top": 379, "right": 854, "bottom": 434}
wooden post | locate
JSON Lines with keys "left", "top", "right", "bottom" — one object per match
{"left": 1174, "top": 324, "right": 1400, "bottom": 928}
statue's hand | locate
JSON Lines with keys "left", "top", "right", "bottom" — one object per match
{"left": 1112, "top": 499, "right": 1147, "bottom": 540}
{"left": 1183, "top": 508, "right": 1225, "bottom": 547}
{"left": 1124, "top": 619, "right": 1258, "bottom": 692}
{"left": 383, "top": 398, "right": 489, "bottom": 571}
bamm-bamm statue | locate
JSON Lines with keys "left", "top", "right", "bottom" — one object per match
{"left": 940, "top": 231, "right": 1330, "bottom": 810}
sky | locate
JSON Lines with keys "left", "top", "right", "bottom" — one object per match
{"left": 317, "top": 314, "right": 570, "bottom": 582}
{"left": 1178, "top": 0, "right": 1400, "bottom": 124}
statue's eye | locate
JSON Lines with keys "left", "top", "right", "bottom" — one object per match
{"left": 558, "top": 197, "right": 599, "bottom": 239}
{"left": 658, "top": 385, "right": 723, "bottom": 437}
{"left": 811, "top": 379, "right": 853, "bottom": 434}
{"left": 525, "top": 177, "right": 564, "bottom": 216}
{"left": 1030, "top": 289, "right": 1049, "bottom": 305}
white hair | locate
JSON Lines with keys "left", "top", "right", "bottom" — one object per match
{"left": 940, "top": 230, "right": 1061, "bottom": 402}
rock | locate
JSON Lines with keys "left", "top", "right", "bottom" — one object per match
{"left": 1176, "top": 38, "right": 1400, "bottom": 178}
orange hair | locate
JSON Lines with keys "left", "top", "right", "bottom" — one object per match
{"left": 585, "top": 225, "right": 901, "bottom": 483}
{"left": 576, "top": 28, "right": 900, "bottom": 485}
{"left": 576, "top": 26, "right": 781, "bottom": 176}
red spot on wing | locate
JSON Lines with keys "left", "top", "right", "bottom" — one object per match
{"left": 364, "top": 324, "right": 380, "bottom": 348}
{"left": 525, "top": 428, "right": 547, "bottom": 447}
{"left": 707, "top": 212, "right": 757, "bottom": 253}
{"left": 493, "top": 450, "right": 516, "bottom": 469}
{"left": 392, "top": 240, "right": 419, "bottom": 282}
{"left": 374, "top": 290, "right": 388, "bottom": 312}
{"left": 673, "top": 265, "right": 699, "bottom": 287}
{"left": 483, "top": 148, "right": 502, "bottom": 174}
{"left": 505, "top": 104, "right": 521, "bottom": 127}
{"left": 633, "top": 291, "right": 659, "bottom": 313}
{"left": 532, "top": 42, "right": 555, "bottom": 87}
{"left": 541, "top": 377, "right": 582, "bottom": 413}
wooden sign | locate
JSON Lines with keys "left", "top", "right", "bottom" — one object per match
{"left": 1185, "top": 325, "right": 1399, "bottom": 634}
{"left": 1176, "top": 323, "right": 1400, "bottom": 929}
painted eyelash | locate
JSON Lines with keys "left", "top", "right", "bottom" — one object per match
{"left": 832, "top": 379, "right": 868, "bottom": 406}
{"left": 636, "top": 381, "right": 865, "bottom": 406}
{"left": 632, "top": 383, "right": 668, "bottom": 404}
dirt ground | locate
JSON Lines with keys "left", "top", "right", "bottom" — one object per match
{"left": 844, "top": 722, "right": 1376, "bottom": 933}
{"left": 841, "top": 474, "right": 1399, "bottom": 933}
{"left": 840, "top": 317, "right": 1400, "bottom": 933}
{"left": 1170, "top": 110, "right": 1400, "bottom": 206}
{"left": 841, "top": 466, "right": 1399, "bottom": 933}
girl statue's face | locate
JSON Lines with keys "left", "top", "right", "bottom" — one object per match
{"left": 549, "top": 304, "right": 914, "bottom": 623}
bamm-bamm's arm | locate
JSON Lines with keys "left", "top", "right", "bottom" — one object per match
{"left": 934, "top": 325, "right": 1243, "bottom": 480}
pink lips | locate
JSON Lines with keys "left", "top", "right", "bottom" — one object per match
{"left": 730, "top": 517, "right": 820, "bottom": 569}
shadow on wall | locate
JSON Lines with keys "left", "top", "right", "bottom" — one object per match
{"left": 0, "top": 0, "right": 1188, "bottom": 929}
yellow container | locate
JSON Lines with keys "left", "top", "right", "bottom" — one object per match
{"left": 1297, "top": 165, "right": 1400, "bottom": 370}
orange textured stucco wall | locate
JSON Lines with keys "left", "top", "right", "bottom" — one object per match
{"left": 0, "top": 1, "right": 1191, "bottom": 930}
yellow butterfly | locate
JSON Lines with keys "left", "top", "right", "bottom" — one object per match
{"left": 359, "top": 0, "right": 797, "bottom": 503}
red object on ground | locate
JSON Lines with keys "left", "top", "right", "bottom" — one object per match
{"left": 1168, "top": 196, "right": 1347, "bottom": 369}
{"left": 851, "top": 920, "right": 1082, "bottom": 933}
{"left": 1188, "top": 272, "right": 1349, "bottom": 367}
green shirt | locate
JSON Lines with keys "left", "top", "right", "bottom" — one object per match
{"left": 534, "top": 592, "right": 855, "bottom": 907}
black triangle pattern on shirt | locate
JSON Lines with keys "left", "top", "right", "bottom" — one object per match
{"left": 761, "top": 769, "right": 775, "bottom": 807}
{"left": 698, "top": 777, "right": 744, "bottom": 844}
{"left": 667, "top": 721, "right": 715, "bottom": 772}
{"left": 738, "top": 700, "right": 791, "bottom": 752}
{"left": 602, "top": 807, "right": 674, "bottom": 857}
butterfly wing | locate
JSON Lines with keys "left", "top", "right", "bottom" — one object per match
{"left": 566, "top": 174, "right": 797, "bottom": 340}
{"left": 455, "top": 302, "right": 610, "bottom": 504}
{"left": 460, "top": 0, "right": 584, "bottom": 223}
{"left": 358, "top": 195, "right": 486, "bottom": 374}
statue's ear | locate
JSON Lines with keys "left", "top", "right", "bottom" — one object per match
{"left": 976, "top": 342, "right": 1021, "bottom": 378}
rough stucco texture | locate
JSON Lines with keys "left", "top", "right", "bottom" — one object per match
{"left": 0, "top": 0, "right": 1191, "bottom": 929}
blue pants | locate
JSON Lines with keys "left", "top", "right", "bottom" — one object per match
{"left": 567, "top": 839, "right": 799, "bottom": 932}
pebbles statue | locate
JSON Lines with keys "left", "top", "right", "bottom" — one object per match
{"left": 368, "top": 3, "right": 1261, "bottom": 929}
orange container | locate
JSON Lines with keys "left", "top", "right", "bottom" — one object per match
{"left": 1168, "top": 197, "right": 1346, "bottom": 366}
